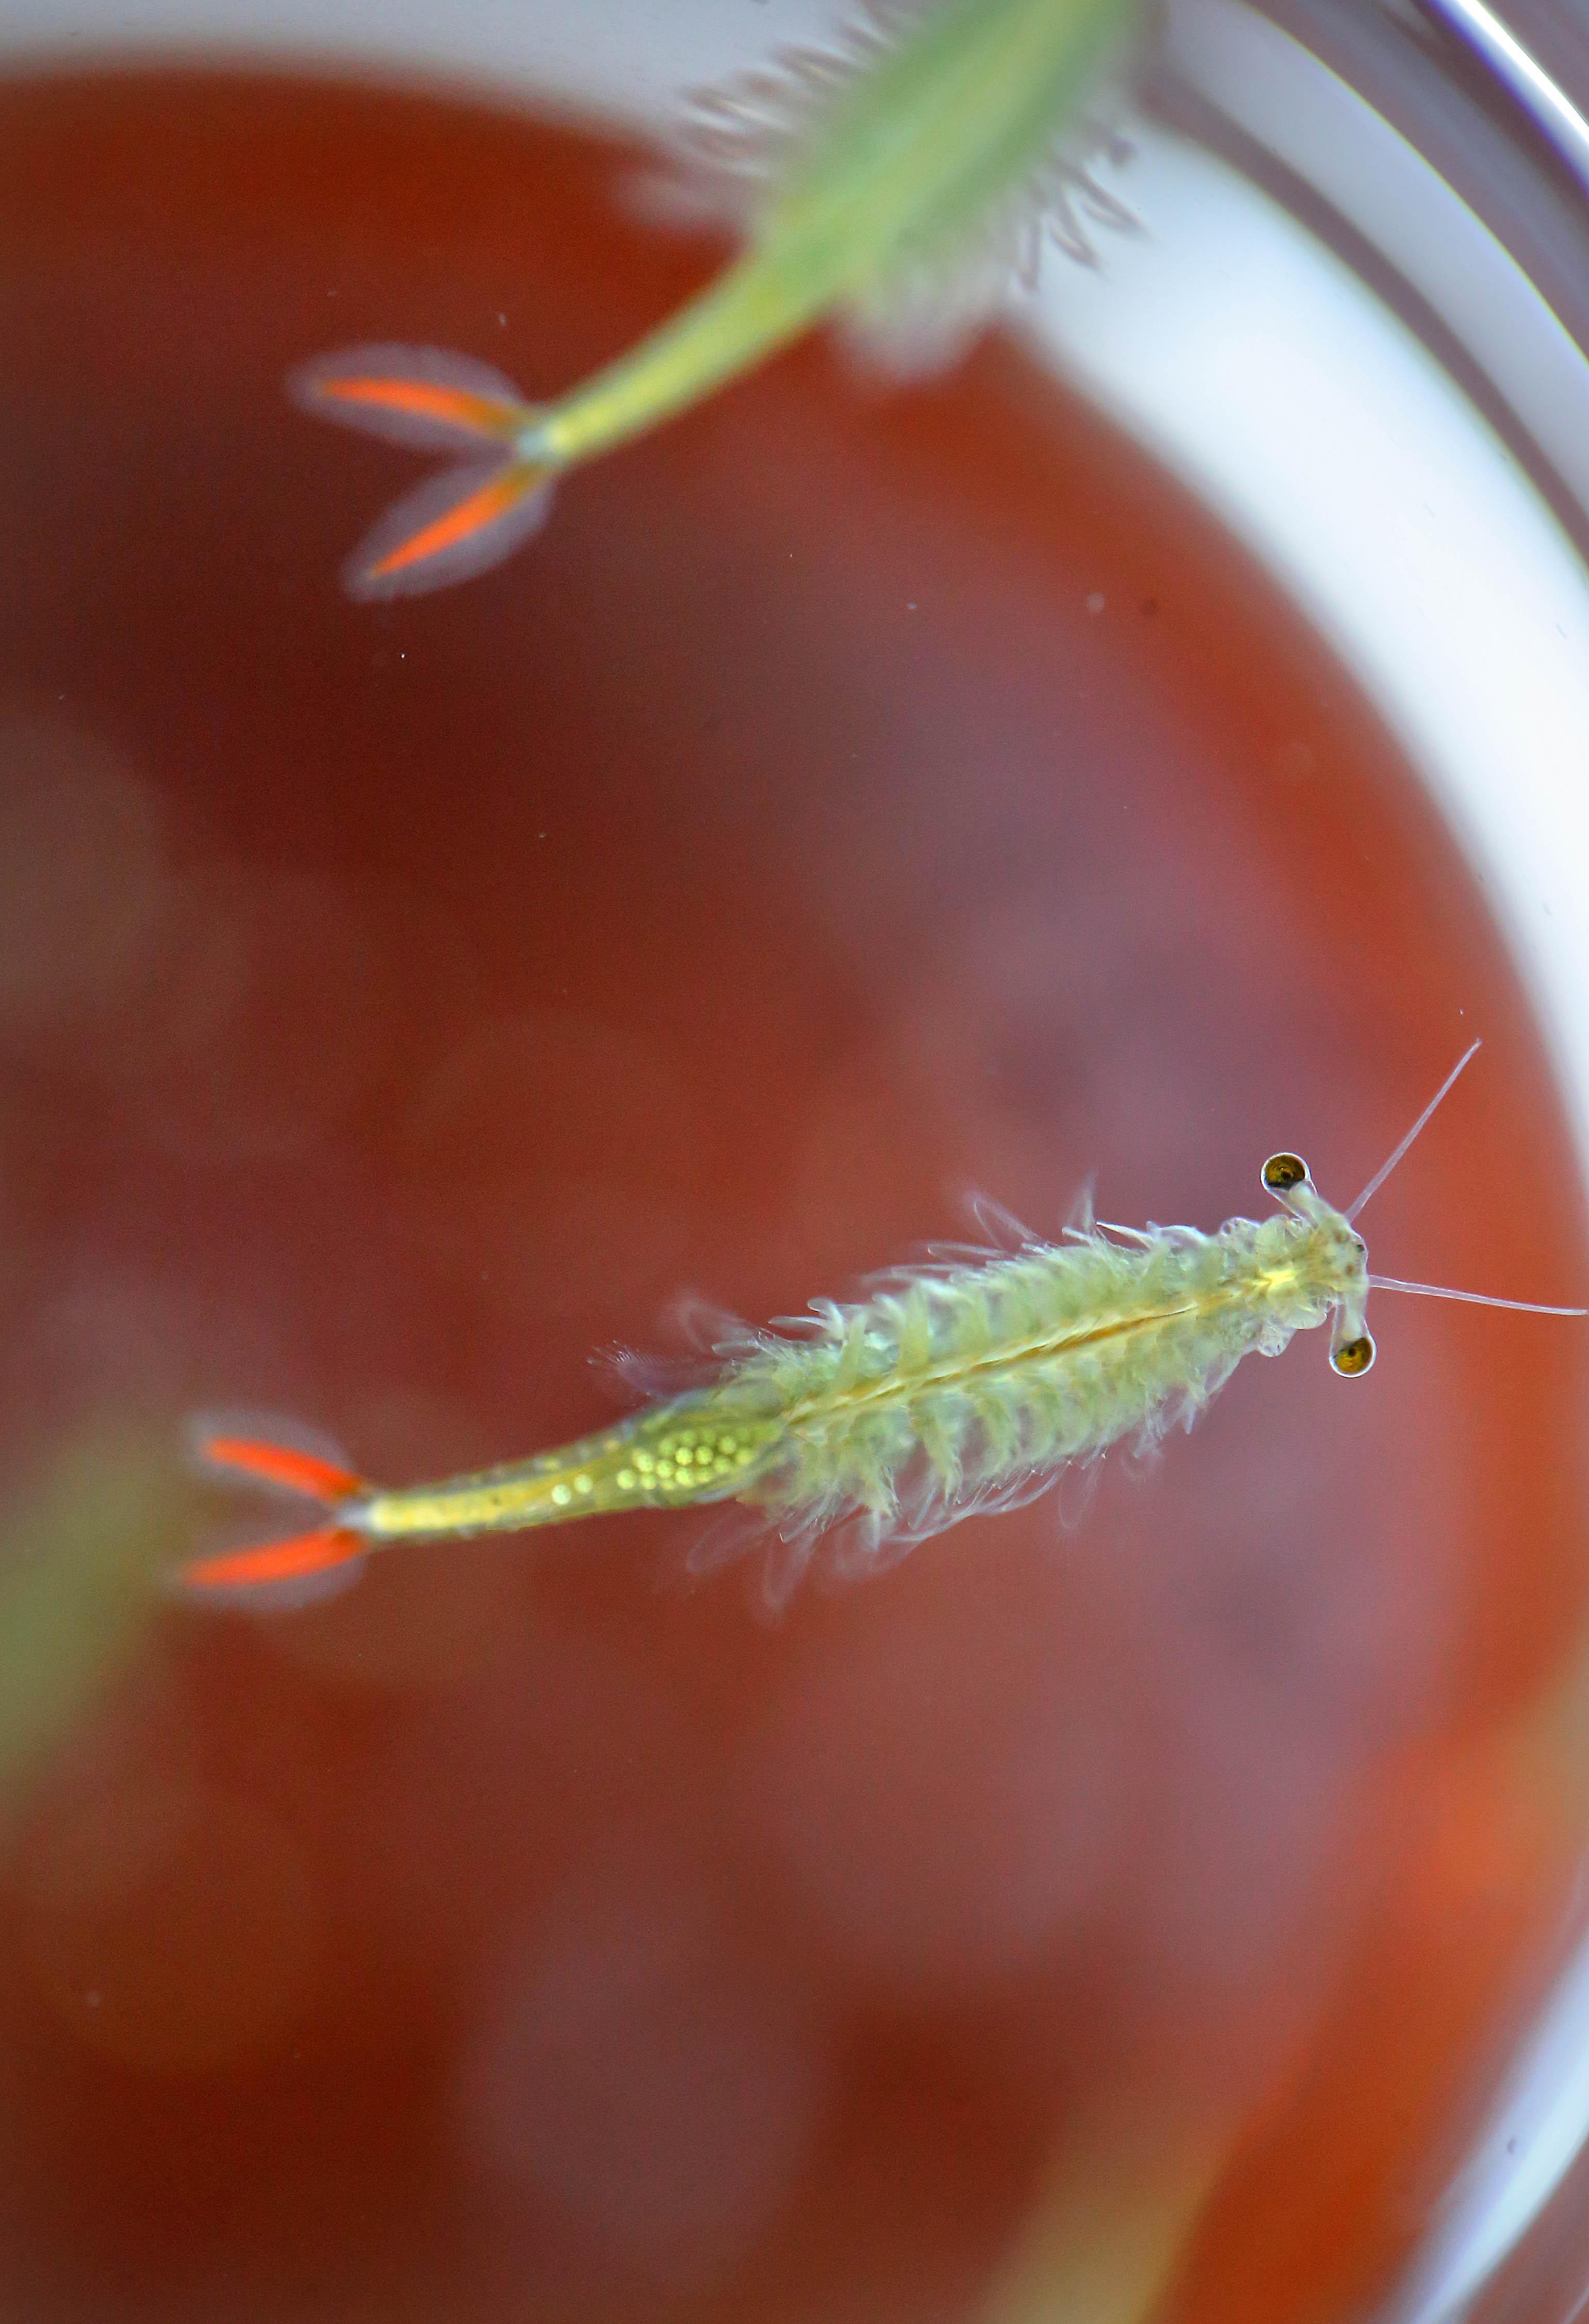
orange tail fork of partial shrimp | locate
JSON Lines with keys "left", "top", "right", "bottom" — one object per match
{"left": 289, "top": 346, "right": 558, "bottom": 599}
{"left": 289, "top": 0, "right": 1149, "bottom": 600}
{"left": 179, "top": 1418, "right": 373, "bottom": 1600}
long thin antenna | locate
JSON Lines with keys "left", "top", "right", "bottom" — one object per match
{"left": 1369, "top": 1273, "right": 1586, "bottom": 1316}
{"left": 1345, "top": 1040, "right": 1483, "bottom": 1223}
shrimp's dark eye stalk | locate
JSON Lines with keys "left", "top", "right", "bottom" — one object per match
{"left": 1331, "top": 1333, "right": 1375, "bottom": 1376}
{"left": 1263, "top": 1153, "right": 1309, "bottom": 1195}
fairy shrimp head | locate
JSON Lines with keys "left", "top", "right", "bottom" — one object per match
{"left": 1253, "top": 1152, "right": 1374, "bottom": 1374}
{"left": 1250, "top": 1040, "right": 1584, "bottom": 1383}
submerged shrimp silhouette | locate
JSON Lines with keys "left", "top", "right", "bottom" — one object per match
{"left": 179, "top": 1045, "right": 1581, "bottom": 1609}
{"left": 289, "top": 0, "right": 1144, "bottom": 596}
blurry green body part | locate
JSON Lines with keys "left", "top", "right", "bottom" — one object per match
{"left": 290, "top": 0, "right": 1146, "bottom": 596}
{"left": 0, "top": 1432, "right": 191, "bottom": 1802}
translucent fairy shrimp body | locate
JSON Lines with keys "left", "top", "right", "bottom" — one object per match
{"left": 181, "top": 1048, "right": 1583, "bottom": 1608}
{"left": 682, "top": 1173, "right": 1375, "bottom": 1557}
{"left": 182, "top": 1182, "right": 1363, "bottom": 1604}
{"left": 288, "top": 0, "right": 1144, "bottom": 596}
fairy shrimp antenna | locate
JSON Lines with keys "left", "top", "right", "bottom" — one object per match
{"left": 289, "top": 0, "right": 1146, "bottom": 598}
{"left": 175, "top": 1045, "right": 1583, "bottom": 1610}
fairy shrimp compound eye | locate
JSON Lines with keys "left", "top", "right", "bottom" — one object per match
{"left": 1331, "top": 1333, "right": 1376, "bottom": 1377}
{"left": 1262, "top": 1153, "right": 1310, "bottom": 1195}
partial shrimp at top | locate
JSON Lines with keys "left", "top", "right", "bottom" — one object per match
{"left": 289, "top": 0, "right": 1146, "bottom": 598}
{"left": 176, "top": 1045, "right": 1582, "bottom": 1611}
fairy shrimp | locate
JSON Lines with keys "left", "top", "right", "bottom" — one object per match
{"left": 176, "top": 1044, "right": 1583, "bottom": 1609}
{"left": 288, "top": 0, "right": 1145, "bottom": 597}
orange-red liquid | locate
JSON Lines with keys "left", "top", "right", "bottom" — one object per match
{"left": 0, "top": 68, "right": 1584, "bottom": 2324}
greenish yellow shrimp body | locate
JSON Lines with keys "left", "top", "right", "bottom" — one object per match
{"left": 184, "top": 1164, "right": 1379, "bottom": 1608}
{"left": 348, "top": 1164, "right": 1378, "bottom": 1570}
{"left": 181, "top": 1047, "right": 1581, "bottom": 1609}
{"left": 290, "top": 0, "right": 1145, "bottom": 595}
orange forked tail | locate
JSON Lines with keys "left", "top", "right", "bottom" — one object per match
{"left": 177, "top": 1415, "right": 372, "bottom": 1608}
{"left": 289, "top": 344, "right": 536, "bottom": 454}
{"left": 180, "top": 1526, "right": 365, "bottom": 1595}
{"left": 345, "top": 456, "right": 556, "bottom": 600}
{"left": 288, "top": 343, "right": 557, "bottom": 599}
{"left": 190, "top": 1425, "right": 365, "bottom": 1505}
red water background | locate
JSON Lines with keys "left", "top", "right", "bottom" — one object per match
{"left": 0, "top": 68, "right": 1584, "bottom": 2324}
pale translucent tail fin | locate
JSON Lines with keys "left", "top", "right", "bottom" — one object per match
{"left": 338, "top": 457, "right": 556, "bottom": 599}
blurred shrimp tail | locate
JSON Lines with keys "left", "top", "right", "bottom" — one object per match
{"left": 341, "top": 454, "right": 557, "bottom": 600}
{"left": 288, "top": 0, "right": 1147, "bottom": 601}
{"left": 176, "top": 1414, "right": 374, "bottom": 1606}
{"left": 289, "top": 344, "right": 558, "bottom": 598}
